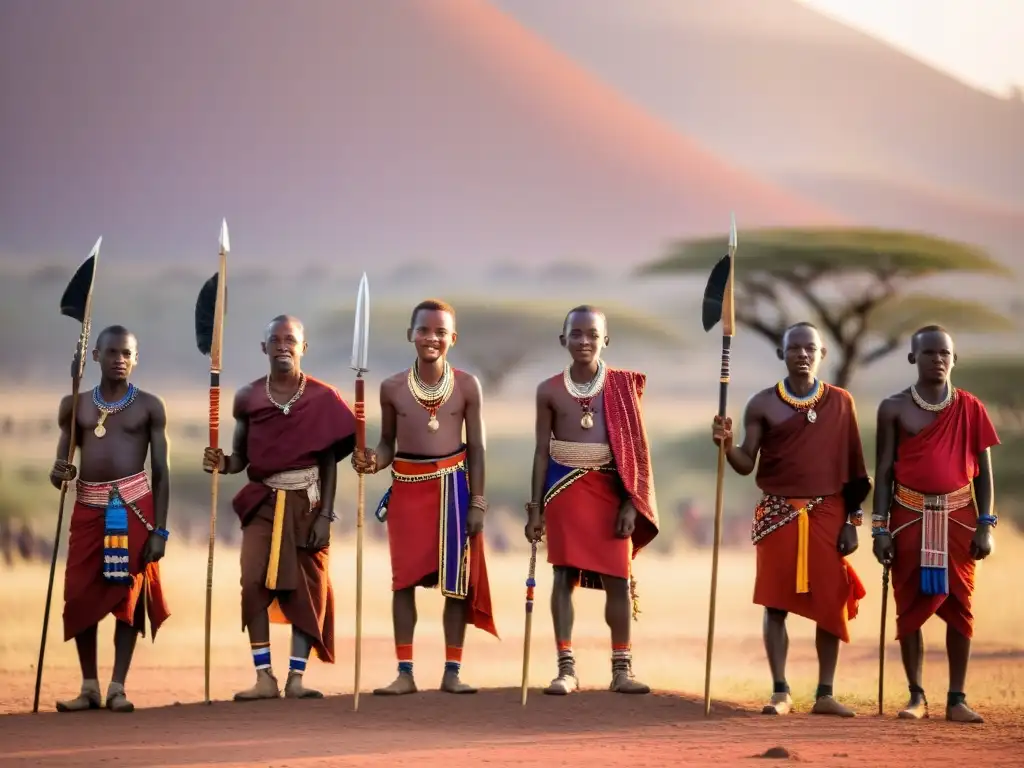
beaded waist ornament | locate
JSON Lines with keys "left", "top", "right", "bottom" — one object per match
{"left": 892, "top": 482, "right": 974, "bottom": 596}
{"left": 751, "top": 493, "right": 824, "bottom": 595}
{"left": 77, "top": 473, "right": 162, "bottom": 584}
{"left": 775, "top": 378, "right": 824, "bottom": 423}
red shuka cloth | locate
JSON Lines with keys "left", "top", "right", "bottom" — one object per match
{"left": 544, "top": 469, "right": 631, "bottom": 579}
{"left": 891, "top": 389, "right": 1000, "bottom": 640}
{"left": 385, "top": 452, "right": 497, "bottom": 638}
{"left": 63, "top": 491, "right": 170, "bottom": 641}
{"left": 601, "top": 369, "right": 660, "bottom": 554}
{"left": 753, "top": 384, "right": 869, "bottom": 642}
{"left": 232, "top": 376, "right": 356, "bottom": 522}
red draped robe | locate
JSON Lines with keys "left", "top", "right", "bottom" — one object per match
{"left": 890, "top": 389, "right": 999, "bottom": 640}
{"left": 543, "top": 369, "right": 660, "bottom": 583}
{"left": 752, "top": 384, "right": 868, "bottom": 642}
{"left": 233, "top": 375, "right": 356, "bottom": 663}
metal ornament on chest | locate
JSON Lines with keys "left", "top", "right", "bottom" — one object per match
{"left": 408, "top": 360, "right": 455, "bottom": 433}
{"left": 563, "top": 360, "right": 608, "bottom": 429}
{"left": 266, "top": 372, "right": 307, "bottom": 415}
{"left": 775, "top": 378, "right": 824, "bottom": 424}
{"left": 92, "top": 383, "right": 139, "bottom": 438}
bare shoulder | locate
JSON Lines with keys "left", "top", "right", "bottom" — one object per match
{"left": 454, "top": 368, "right": 482, "bottom": 399}
{"left": 381, "top": 370, "right": 406, "bottom": 393}
{"left": 877, "top": 389, "right": 911, "bottom": 416}
{"left": 536, "top": 373, "right": 560, "bottom": 399}
{"left": 137, "top": 389, "right": 167, "bottom": 416}
{"left": 747, "top": 386, "right": 776, "bottom": 412}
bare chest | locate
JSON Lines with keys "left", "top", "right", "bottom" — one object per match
{"left": 78, "top": 396, "right": 150, "bottom": 439}
{"left": 550, "top": 386, "right": 608, "bottom": 443}
{"left": 394, "top": 384, "right": 466, "bottom": 453}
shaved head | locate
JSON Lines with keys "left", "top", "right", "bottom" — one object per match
{"left": 265, "top": 314, "right": 304, "bottom": 342}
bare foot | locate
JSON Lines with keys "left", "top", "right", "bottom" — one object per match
{"left": 284, "top": 672, "right": 324, "bottom": 699}
{"left": 898, "top": 695, "right": 929, "bottom": 720}
{"left": 811, "top": 695, "right": 856, "bottom": 717}
{"left": 544, "top": 672, "right": 579, "bottom": 695}
{"left": 105, "top": 684, "right": 134, "bottom": 713}
{"left": 440, "top": 669, "right": 478, "bottom": 694}
{"left": 761, "top": 692, "right": 793, "bottom": 715}
{"left": 610, "top": 670, "right": 650, "bottom": 694}
{"left": 373, "top": 672, "right": 418, "bottom": 696}
{"left": 233, "top": 669, "right": 280, "bottom": 701}
{"left": 56, "top": 680, "right": 101, "bottom": 713}
{"left": 946, "top": 702, "right": 984, "bottom": 723}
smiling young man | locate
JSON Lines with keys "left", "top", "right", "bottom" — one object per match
{"left": 202, "top": 315, "right": 355, "bottom": 701}
{"left": 352, "top": 299, "right": 496, "bottom": 696}
{"left": 50, "top": 325, "right": 171, "bottom": 713}
{"left": 872, "top": 326, "right": 1000, "bottom": 723}
{"left": 526, "top": 305, "right": 660, "bottom": 695}
{"left": 711, "top": 322, "right": 870, "bottom": 717}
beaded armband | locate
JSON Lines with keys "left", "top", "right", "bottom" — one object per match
{"left": 978, "top": 514, "right": 998, "bottom": 528}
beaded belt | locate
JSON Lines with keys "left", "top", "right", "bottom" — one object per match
{"left": 264, "top": 466, "right": 320, "bottom": 591}
{"left": 892, "top": 482, "right": 975, "bottom": 596}
{"left": 391, "top": 451, "right": 467, "bottom": 483}
{"left": 549, "top": 439, "right": 613, "bottom": 469}
{"left": 76, "top": 472, "right": 152, "bottom": 583}
{"left": 76, "top": 471, "right": 150, "bottom": 507}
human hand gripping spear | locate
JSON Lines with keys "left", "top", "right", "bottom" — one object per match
{"left": 350, "top": 273, "right": 370, "bottom": 711}
{"left": 32, "top": 237, "right": 101, "bottom": 714}
{"left": 702, "top": 214, "right": 737, "bottom": 717}
{"left": 195, "top": 219, "right": 229, "bottom": 704}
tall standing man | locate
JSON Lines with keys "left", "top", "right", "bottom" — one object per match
{"left": 711, "top": 322, "right": 871, "bottom": 717}
{"left": 202, "top": 315, "right": 355, "bottom": 700}
{"left": 872, "top": 326, "right": 999, "bottom": 723}
{"left": 525, "top": 306, "right": 659, "bottom": 695}
{"left": 50, "top": 325, "right": 171, "bottom": 713}
{"left": 352, "top": 299, "right": 497, "bottom": 695}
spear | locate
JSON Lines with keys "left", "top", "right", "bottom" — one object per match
{"left": 520, "top": 540, "right": 538, "bottom": 706}
{"left": 195, "top": 219, "right": 229, "bottom": 704}
{"left": 350, "top": 272, "right": 370, "bottom": 711}
{"left": 702, "top": 214, "right": 737, "bottom": 717}
{"left": 878, "top": 564, "right": 890, "bottom": 715}
{"left": 33, "top": 237, "right": 101, "bottom": 713}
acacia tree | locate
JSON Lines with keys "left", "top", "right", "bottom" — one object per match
{"left": 320, "top": 300, "right": 684, "bottom": 393}
{"left": 637, "top": 227, "right": 1015, "bottom": 388}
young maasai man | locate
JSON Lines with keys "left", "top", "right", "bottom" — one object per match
{"left": 525, "top": 306, "right": 659, "bottom": 695}
{"left": 202, "top": 315, "right": 355, "bottom": 700}
{"left": 49, "top": 325, "right": 171, "bottom": 713}
{"left": 351, "top": 299, "right": 496, "bottom": 695}
{"left": 711, "top": 322, "right": 870, "bottom": 717}
{"left": 872, "top": 326, "right": 999, "bottom": 723}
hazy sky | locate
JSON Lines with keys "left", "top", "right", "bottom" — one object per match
{"left": 802, "top": 0, "right": 1023, "bottom": 96}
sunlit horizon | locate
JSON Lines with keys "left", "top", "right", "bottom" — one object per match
{"left": 801, "top": 0, "right": 1023, "bottom": 96}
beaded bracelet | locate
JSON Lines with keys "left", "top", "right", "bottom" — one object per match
{"left": 847, "top": 509, "right": 864, "bottom": 527}
{"left": 320, "top": 509, "right": 338, "bottom": 522}
{"left": 978, "top": 514, "right": 998, "bottom": 528}
{"left": 871, "top": 526, "right": 890, "bottom": 538}
{"left": 525, "top": 501, "right": 543, "bottom": 516}
{"left": 154, "top": 528, "right": 170, "bottom": 540}
{"left": 470, "top": 495, "right": 488, "bottom": 512}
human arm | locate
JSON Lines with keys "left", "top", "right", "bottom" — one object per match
{"left": 970, "top": 448, "right": 995, "bottom": 560}
{"left": 143, "top": 396, "right": 170, "bottom": 563}
{"left": 460, "top": 373, "right": 487, "bottom": 536}
{"left": 711, "top": 394, "right": 762, "bottom": 476}
{"left": 353, "top": 381, "right": 397, "bottom": 474}
{"left": 525, "top": 382, "right": 553, "bottom": 541}
{"left": 308, "top": 448, "right": 339, "bottom": 550}
{"left": 202, "top": 385, "right": 251, "bottom": 475}
{"left": 49, "top": 395, "right": 77, "bottom": 489}
{"left": 870, "top": 397, "right": 898, "bottom": 565}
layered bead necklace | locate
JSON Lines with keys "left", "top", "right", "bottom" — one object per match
{"left": 911, "top": 383, "right": 955, "bottom": 412}
{"left": 408, "top": 360, "right": 455, "bottom": 433}
{"left": 775, "top": 378, "right": 825, "bottom": 423}
{"left": 563, "top": 360, "right": 607, "bottom": 429}
{"left": 92, "top": 383, "right": 139, "bottom": 438}
{"left": 266, "top": 372, "right": 306, "bottom": 415}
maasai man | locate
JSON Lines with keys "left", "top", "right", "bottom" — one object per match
{"left": 711, "top": 322, "right": 870, "bottom": 717}
{"left": 49, "top": 325, "right": 171, "bottom": 713}
{"left": 525, "top": 306, "right": 659, "bottom": 695}
{"left": 352, "top": 299, "right": 496, "bottom": 695}
{"left": 202, "top": 315, "right": 355, "bottom": 700}
{"left": 872, "top": 326, "right": 999, "bottom": 723}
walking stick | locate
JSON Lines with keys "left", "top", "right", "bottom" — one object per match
{"left": 701, "top": 215, "right": 737, "bottom": 717}
{"left": 521, "top": 540, "right": 538, "bottom": 706}
{"left": 878, "top": 564, "right": 890, "bottom": 715}
{"left": 195, "top": 219, "right": 229, "bottom": 704}
{"left": 32, "top": 237, "right": 101, "bottom": 713}
{"left": 350, "top": 273, "right": 371, "bottom": 711}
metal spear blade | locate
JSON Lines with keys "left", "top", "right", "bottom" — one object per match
{"left": 89, "top": 236, "right": 103, "bottom": 260}
{"left": 350, "top": 272, "right": 370, "bottom": 371}
{"left": 219, "top": 218, "right": 230, "bottom": 254}
{"left": 728, "top": 212, "right": 737, "bottom": 255}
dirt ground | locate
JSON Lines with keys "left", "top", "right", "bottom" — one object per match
{"left": 2, "top": 541, "right": 1023, "bottom": 766}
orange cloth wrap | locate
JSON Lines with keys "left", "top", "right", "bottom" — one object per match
{"left": 890, "top": 389, "right": 1000, "bottom": 640}
{"left": 751, "top": 384, "right": 870, "bottom": 642}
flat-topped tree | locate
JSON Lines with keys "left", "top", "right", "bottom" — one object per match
{"left": 637, "top": 227, "right": 1014, "bottom": 388}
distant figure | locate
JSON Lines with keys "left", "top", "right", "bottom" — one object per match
{"left": 712, "top": 322, "right": 870, "bottom": 718}
{"left": 0, "top": 519, "right": 12, "bottom": 566}
{"left": 525, "top": 306, "right": 660, "bottom": 695}
{"left": 203, "top": 315, "right": 355, "bottom": 701}
{"left": 872, "top": 326, "right": 999, "bottom": 723}
{"left": 17, "top": 522, "right": 34, "bottom": 561}
{"left": 49, "top": 325, "right": 171, "bottom": 714}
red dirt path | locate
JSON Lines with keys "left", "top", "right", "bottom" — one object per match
{"left": 0, "top": 689, "right": 1021, "bottom": 768}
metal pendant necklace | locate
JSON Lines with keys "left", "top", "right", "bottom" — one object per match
{"left": 408, "top": 360, "right": 455, "bottom": 433}
{"left": 266, "top": 373, "right": 306, "bottom": 415}
{"left": 92, "top": 383, "right": 139, "bottom": 438}
{"left": 563, "top": 360, "right": 607, "bottom": 429}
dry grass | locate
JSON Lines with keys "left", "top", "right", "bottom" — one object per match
{"left": 3, "top": 528, "right": 1023, "bottom": 715}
